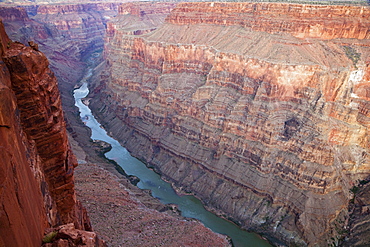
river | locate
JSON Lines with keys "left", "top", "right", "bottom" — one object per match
{"left": 73, "top": 71, "right": 272, "bottom": 247}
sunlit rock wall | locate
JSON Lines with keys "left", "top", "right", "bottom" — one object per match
{"left": 90, "top": 2, "right": 370, "bottom": 246}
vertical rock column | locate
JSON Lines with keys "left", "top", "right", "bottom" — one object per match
{"left": 0, "top": 20, "right": 48, "bottom": 247}
{"left": 2, "top": 37, "right": 79, "bottom": 226}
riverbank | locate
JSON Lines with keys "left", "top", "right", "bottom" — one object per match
{"left": 66, "top": 84, "right": 231, "bottom": 246}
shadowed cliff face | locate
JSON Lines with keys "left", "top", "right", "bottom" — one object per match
{"left": 0, "top": 5, "right": 234, "bottom": 247}
{"left": 89, "top": 2, "right": 370, "bottom": 246}
{"left": 0, "top": 21, "right": 48, "bottom": 247}
{"left": 3, "top": 40, "right": 79, "bottom": 225}
{"left": 0, "top": 3, "right": 120, "bottom": 110}
{"left": 0, "top": 20, "right": 105, "bottom": 246}
{"left": 0, "top": 3, "right": 120, "bottom": 159}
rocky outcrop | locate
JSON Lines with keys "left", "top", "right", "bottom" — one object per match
{"left": 0, "top": 21, "right": 47, "bottom": 247}
{"left": 344, "top": 181, "right": 370, "bottom": 247}
{"left": 42, "top": 223, "right": 106, "bottom": 247}
{"left": 0, "top": 3, "right": 120, "bottom": 104}
{"left": 90, "top": 2, "right": 370, "bottom": 246}
{"left": 0, "top": 4, "right": 120, "bottom": 172}
{"left": 0, "top": 4, "right": 233, "bottom": 247}
{"left": 0, "top": 20, "right": 104, "bottom": 246}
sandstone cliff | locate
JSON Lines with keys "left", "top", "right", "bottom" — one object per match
{"left": 0, "top": 3, "right": 120, "bottom": 162}
{"left": 89, "top": 2, "right": 370, "bottom": 246}
{"left": 0, "top": 3, "right": 120, "bottom": 107}
{"left": 0, "top": 20, "right": 105, "bottom": 246}
{"left": 0, "top": 4, "right": 234, "bottom": 247}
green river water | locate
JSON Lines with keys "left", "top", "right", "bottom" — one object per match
{"left": 74, "top": 77, "right": 273, "bottom": 247}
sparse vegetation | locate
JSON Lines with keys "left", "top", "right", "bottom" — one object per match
{"left": 343, "top": 46, "right": 361, "bottom": 69}
{"left": 42, "top": 231, "right": 58, "bottom": 243}
{"left": 350, "top": 185, "right": 360, "bottom": 194}
{"left": 359, "top": 179, "right": 370, "bottom": 186}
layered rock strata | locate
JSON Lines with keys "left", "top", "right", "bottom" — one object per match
{"left": 0, "top": 4, "right": 233, "bottom": 246}
{"left": 90, "top": 2, "right": 370, "bottom": 246}
{"left": 0, "top": 3, "right": 120, "bottom": 117}
{"left": 0, "top": 21, "right": 47, "bottom": 247}
{"left": 0, "top": 4, "right": 120, "bottom": 178}
{"left": 71, "top": 138, "right": 230, "bottom": 247}
{"left": 0, "top": 21, "right": 104, "bottom": 246}
{"left": 344, "top": 181, "right": 370, "bottom": 246}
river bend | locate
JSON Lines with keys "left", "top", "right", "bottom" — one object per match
{"left": 73, "top": 72, "right": 272, "bottom": 247}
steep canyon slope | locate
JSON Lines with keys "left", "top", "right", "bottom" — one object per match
{"left": 89, "top": 2, "right": 370, "bottom": 246}
{"left": 0, "top": 3, "right": 120, "bottom": 114}
{"left": 0, "top": 2, "right": 120, "bottom": 169}
{"left": 0, "top": 20, "right": 106, "bottom": 246}
{"left": 0, "top": 4, "right": 234, "bottom": 246}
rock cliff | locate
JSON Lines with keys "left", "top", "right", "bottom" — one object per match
{"left": 0, "top": 4, "right": 234, "bottom": 247}
{"left": 0, "top": 3, "right": 120, "bottom": 162}
{"left": 89, "top": 2, "right": 370, "bottom": 246}
{"left": 0, "top": 3, "right": 120, "bottom": 108}
{"left": 0, "top": 20, "right": 105, "bottom": 246}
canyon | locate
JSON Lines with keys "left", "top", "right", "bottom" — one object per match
{"left": 0, "top": 2, "right": 232, "bottom": 246}
{"left": 0, "top": 4, "right": 120, "bottom": 245}
{"left": 0, "top": 19, "right": 106, "bottom": 246}
{"left": 1, "top": 1, "right": 370, "bottom": 246}
{"left": 88, "top": 2, "right": 370, "bottom": 246}
{"left": 0, "top": 2, "right": 121, "bottom": 118}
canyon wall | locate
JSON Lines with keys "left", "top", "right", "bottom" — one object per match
{"left": 89, "top": 2, "right": 370, "bottom": 246}
{"left": 0, "top": 2, "right": 120, "bottom": 107}
{"left": 0, "top": 20, "right": 106, "bottom": 246}
{"left": 0, "top": 4, "right": 234, "bottom": 247}
{"left": 0, "top": 5, "right": 116, "bottom": 246}
{"left": 0, "top": 21, "right": 47, "bottom": 247}
{"left": 0, "top": 3, "right": 120, "bottom": 154}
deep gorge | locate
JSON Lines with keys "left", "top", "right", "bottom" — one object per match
{"left": 74, "top": 76, "right": 271, "bottom": 246}
{"left": 1, "top": 1, "right": 370, "bottom": 246}
{"left": 89, "top": 2, "right": 370, "bottom": 246}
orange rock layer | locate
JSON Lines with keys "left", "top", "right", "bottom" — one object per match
{"left": 0, "top": 21, "right": 47, "bottom": 247}
{"left": 0, "top": 20, "right": 103, "bottom": 246}
{"left": 91, "top": 2, "right": 370, "bottom": 246}
{"left": 167, "top": 2, "right": 370, "bottom": 40}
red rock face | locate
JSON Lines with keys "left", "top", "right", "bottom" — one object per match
{"left": 90, "top": 2, "right": 370, "bottom": 246}
{"left": 0, "top": 20, "right": 97, "bottom": 246}
{"left": 3, "top": 39, "right": 80, "bottom": 225}
{"left": 0, "top": 21, "right": 48, "bottom": 247}
{"left": 0, "top": 4, "right": 120, "bottom": 153}
{"left": 0, "top": 3, "right": 120, "bottom": 92}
